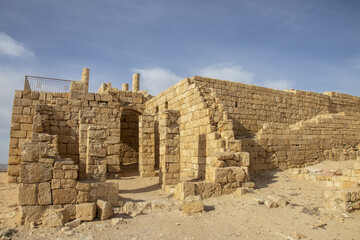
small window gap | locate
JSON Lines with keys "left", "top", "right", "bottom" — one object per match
{"left": 165, "top": 101, "right": 168, "bottom": 109}
{"left": 235, "top": 102, "right": 238, "bottom": 107}
{"left": 155, "top": 106, "right": 159, "bottom": 113}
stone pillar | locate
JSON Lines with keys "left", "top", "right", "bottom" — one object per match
{"left": 81, "top": 68, "right": 90, "bottom": 87}
{"left": 132, "top": 73, "right": 140, "bottom": 92}
{"left": 159, "top": 110, "right": 180, "bottom": 188}
{"left": 139, "top": 114, "right": 156, "bottom": 177}
{"left": 122, "top": 83, "right": 129, "bottom": 91}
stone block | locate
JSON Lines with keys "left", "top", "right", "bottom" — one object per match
{"left": 20, "top": 206, "right": 48, "bottom": 225}
{"left": 64, "top": 170, "right": 78, "bottom": 179}
{"left": 105, "top": 155, "right": 120, "bottom": 165}
{"left": 52, "top": 189, "right": 77, "bottom": 205}
{"left": 51, "top": 179, "right": 61, "bottom": 189}
{"left": 53, "top": 170, "right": 64, "bottom": 179}
{"left": 77, "top": 191, "right": 91, "bottom": 203}
{"left": 42, "top": 208, "right": 69, "bottom": 227}
{"left": 7, "top": 165, "right": 20, "bottom": 176}
{"left": 76, "top": 182, "right": 92, "bottom": 192}
{"left": 65, "top": 219, "right": 81, "bottom": 228}
{"left": 75, "top": 203, "right": 96, "bottom": 221}
{"left": 61, "top": 179, "right": 77, "bottom": 188}
{"left": 96, "top": 199, "right": 113, "bottom": 220}
{"left": 20, "top": 162, "right": 52, "bottom": 183}
{"left": 175, "top": 182, "right": 195, "bottom": 201}
{"left": 19, "top": 183, "right": 37, "bottom": 206}
{"left": 182, "top": 197, "right": 204, "bottom": 214}
{"left": 21, "top": 142, "right": 48, "bottom": 162}
{"left": 38, "top": 182, "right": 52, "bottom": 205}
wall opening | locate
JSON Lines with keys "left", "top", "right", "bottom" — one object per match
{"left": 120, "top": 109, "right": 141, "bottom": 177}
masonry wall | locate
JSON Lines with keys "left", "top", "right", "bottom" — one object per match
{"left": 190, "top": 76, "right": 360, "bottom": 172}
{"left": 145, "top": 78, "right": 231, "bottom": 182}
{"left": 8, "top": 87, "right": 149, "bottom": 182}
{"left": 244, "top": 112, "right": 360, "bottom": 171}
{"left": 191, "top": 76, "right": 360, "bottom": 138}
{"left": 146, "top": 79, "right": 214, "bottom": 181}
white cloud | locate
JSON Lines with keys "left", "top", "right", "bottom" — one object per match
{"left": 0, "top": 32, "right": 34, "bottom": 57}
{"left": 261, "top": 79, "right": 293, "bottom": 90}
{"left": 132, "top": 67, "right": 182, "bottom": 95}
{"left": 0, "top": 65, "right": 25, "bottom": 164}
{"left": 198, "top": 63, "right": 254, "bottom": 83}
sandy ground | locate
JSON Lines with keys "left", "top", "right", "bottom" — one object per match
{"left": 0, "top": 171, "right": 360, "bottom": 240}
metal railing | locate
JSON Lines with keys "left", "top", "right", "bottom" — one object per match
{"left": 24, "top": 75, "right": 76, "bottom": 93}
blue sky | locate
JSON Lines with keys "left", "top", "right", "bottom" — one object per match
{"left": 0, "top": 0, "right": 359, "bottom": 164}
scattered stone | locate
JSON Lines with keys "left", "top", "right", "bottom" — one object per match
{"left": 266, "top": 195, "right": 288, "bottom": 207}
{"left": 123, "top": 202, "right": 143, "bottom": 217}
{"left": 151, "top": 200, "right": 167, "bottom": 210}
{"left": 29, "top": 221, "right": 36, "bottom": 229}
{"left": 312, "top": 221, "right": 327, "bottom": 229}
{"left": 97, "top": 200, "right": 113, "bottom": 220}
{"left": 254, "top": 198, "right": 265, "bottom": 205}
{"left": 264, "top": 199, "right": 278, "bottom": 208}
{"left": 65, "top": 219, "right": 81, "bottom": 228}
{"left": 0, "top": 228, "right": 18, "bottom": 240}
{"left": 234, "top": 187, "right": 249, "bottom": 196}
{"left": 292, "top": 232, "right": 306, "bottom": 239}
{"left": 111, "top": 217, "right": 127, "bottom": 225}
{"left": 182, "top": 196, "right": 204, "bottom": 214}
{"left": 76, "top": 203, "right": 96, "bottom": 221}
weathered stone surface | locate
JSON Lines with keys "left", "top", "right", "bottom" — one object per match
{"left": 266, "top": 195, "right": 288, "bottom": 207}
{"left": 77, "top": 191, "right": 91, "bottom": 203}
{"left": 75, "top": 203, "right": 96, "bottom": 221}
{"left": 264, "top": 199, "right": 278, "bottom": 208}
{"left": 76, "top": 182, "right": 92, "bottom": 192}
{"left": 20, "top": 206, "right": 48, "bottom": 225}
{"left": 64, "top": 170, "right": 78, "bottom": 179}
{"left": 65, "top": 219, "right": 81, "bottom": 228}
{"left": 38, "top": 182, "right": 52, "bottom": 205}
{"left": 19, "top": 183, "right": 37, "bottom": 206}
{"left": 96, "top": 199, "right": 113, "bottom": 220}
{"left": 182, "top": 196, "right": 204, "bottom": 214}
{"left": 42, "top": 208, "right": 69, "bottom": 227}
{"left": 21, "top": 142, "right": 48, "bottom": 162}
{"left": 122, "top": 201, "right": 150, "bottom": 217}
{"left": 52, "top": 189, "right": 77, "bottom": 205}
{"left": 20, "top": 163, "right": 52, "bottom": 183}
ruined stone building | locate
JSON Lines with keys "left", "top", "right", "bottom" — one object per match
{"left": 7, "top": 68, "right": 360, "bottom": 223}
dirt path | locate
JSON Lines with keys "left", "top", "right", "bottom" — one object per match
{"left": 1, "top": 171, "right": 360, "bottom": 240}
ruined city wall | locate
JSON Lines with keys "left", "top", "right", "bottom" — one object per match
{"left": 8, "top": 87, "right": 148, "bottom": 182}
{"left": 145, "top": 78, "right": 221, "bottom": 182}
{"left": 191, "top": 76, "right": 360, "bottom": 138}
{"left": 190, "top": 76, "right": 360, "bottom": 172}
{"left": 244, "top": 112, "right": 360, "bottom": 171}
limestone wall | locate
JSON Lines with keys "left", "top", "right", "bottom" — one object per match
{"left": 18, "top": 132, "right": 118, "bottom": 225}
{"left": 145, "top": 78, "right": 222, "bottom": 182}
{"left": 8, "top": 85, "right": 149, "bottom": 182}
{"left": 244, "top": 112, "right": 360, "bottom": 171}
{"left": 191, "top": 76, "right": 360, "bottom": 138}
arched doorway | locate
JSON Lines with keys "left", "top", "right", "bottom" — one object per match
{"left": 120, "top": 109, "right": 141, "bottom": 176}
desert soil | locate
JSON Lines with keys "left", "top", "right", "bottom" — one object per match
{"left": 0, "top": 170, "right": 359, "bottom": 240}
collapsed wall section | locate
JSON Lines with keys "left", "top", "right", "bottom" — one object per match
{"left": 18, "top": 132, "right": 118, "bottom": 225}
{"left": 245, "top": 112, "right": 360, "bottom": 171}
{"left": 190, "top": 76, "right": 360, "bottom": 172}
{"left": 191, "top": 76, "right": 360, "bottom": 138}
